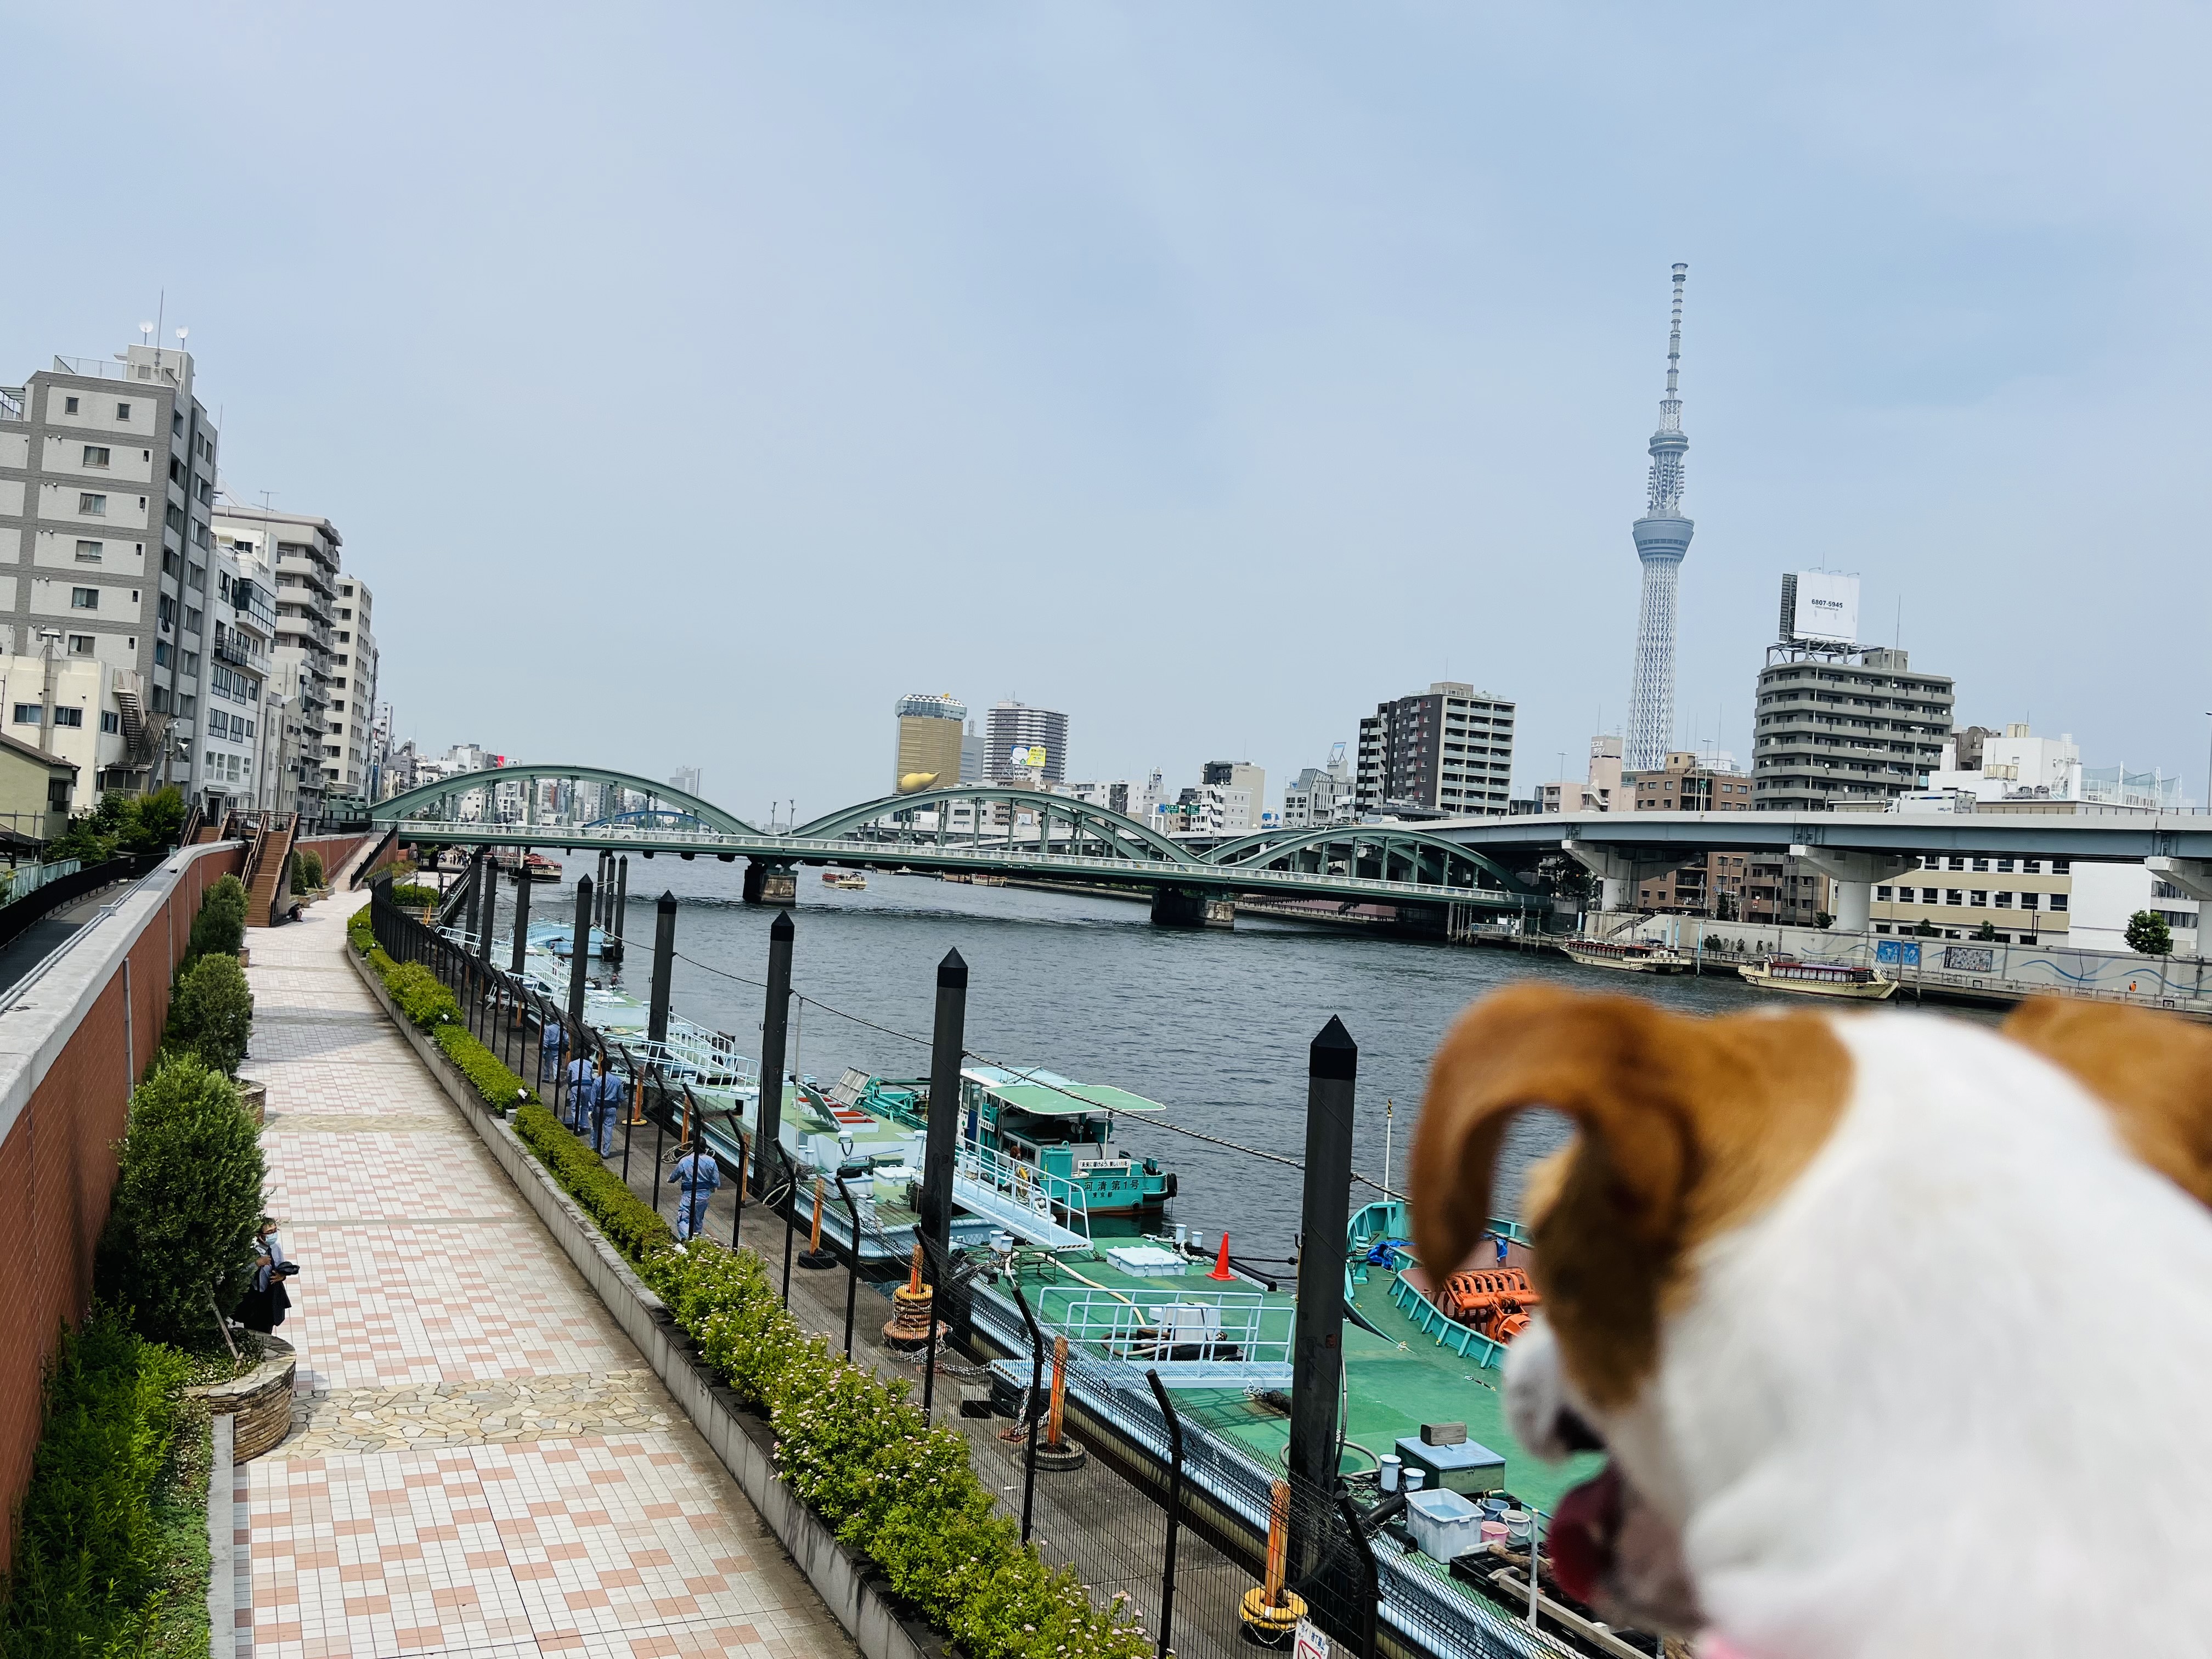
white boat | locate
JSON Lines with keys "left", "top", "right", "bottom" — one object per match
{"left": 821, "top": 870, "right": 867, "bottom": 890}
{"left": 1738, "top": 957, "right": 1899, "bottom": 1001}
{"left": 1560, "top": 938, "right": 1695, "bottom": 975}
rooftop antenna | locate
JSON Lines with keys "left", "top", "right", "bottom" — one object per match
{"left": 139, "top": 320, "right": 154, "bottom": 347}
{"left": 155, "top": 291, "right": 164, "bottom": 366}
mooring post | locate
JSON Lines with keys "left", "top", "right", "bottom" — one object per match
{"left": 647, "top": 891, "right": 676, "bottom": 1046}
{"left": 1289, "top": 1017, "right": 1358, "bottom": 1573}
{"left": 510, "top": 851, "right": 533, "bottom": 974}
{"left": 479, "top": 852, "right": 499, "bottom": 972}
{"left": 566, "top": 874, "right": 593, "bottom": 1031}
{"left": 1147, "top": 1369, "right": 1185, "bottom": 1659}
{"left": 614, "top": 855, "right": 630, "bottom": 954}
{"left": 1013, "top": 1281, "right": 1046, "bottom": 1542}
{"left": 753, "top": 911, "right": 794, "bottom": 1198}
{"left": 918, "top": 947, "right": 968, "bottom": 1255}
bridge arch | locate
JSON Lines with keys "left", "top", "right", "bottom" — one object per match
{"left": 795, "top": 786, "right": 1199, "bottom": 867}
{"left": 1203, "top": 825, "right": 1538, "bottom": 896}
{"left": 374, "top": 764, "right": 760, "bottom": 836}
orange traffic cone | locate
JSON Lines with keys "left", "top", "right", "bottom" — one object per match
{"left": 1209, "top": 1233, "right": 1235, "bottom": 1282}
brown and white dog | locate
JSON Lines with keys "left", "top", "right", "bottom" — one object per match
{"left": 1410, "top": 984, "right": 2212, "bottom": 1658}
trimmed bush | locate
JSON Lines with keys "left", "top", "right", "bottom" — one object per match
{"left": 435, "top": 1024, "right": 536, "bottom": 1115}
{"left": 95, "top": 1054, "right": 265, "bottom": 1351}
{"left": 0, "top": 1312, "right": 208, "bottom": 1659}
{"left": 512, "top": 1103, "right": 674, "bottom": 1257}
{"left": 289, "top": 848, "right": 325, "bottom": 895}
{"left": 163, "top": 951, "right": 255, "bottom": 1076}
{"left": 390, "top": 883, "right": 441, "bottom": 907}
{"left": 347, "top": 907, "right": 376, "bottom": 955}
{"left": 385, "top": 960, "right": 462, "bottom": 1029}
{"left": 188, "top": 873, "right": 249, "bottom": 961}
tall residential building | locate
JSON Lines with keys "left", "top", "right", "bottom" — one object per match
{"left": 1201, "top": 761, "right": 1266, "bottom": 823}
{"left": 325, "top": 575, "right": 376, "bottom": 801}
{"left": 212, "top": 506, "right": 344, "bottom": 817}
{"left": 1752, "top": 646, "right": 1954, "bottom": 810}
{"left": 0, "top": 342, "right": 224, "bottom": 795}
{"left": 985, "top": 700, "right": 1068, "bottom": 785}
{"left": 1625, "top": 264, "right": 1694, "bottom": 773}
{"left": 189, "top": 545, "right": 281, "bottom": 811}
{"left": 894, "top": 692, "right": 967, "bottom": 792}
{"left": 669, "top": 765, "right": 702, "bottom": 796}
{"left": 1354, "top": 682, "right": 1515, "bottom": 819}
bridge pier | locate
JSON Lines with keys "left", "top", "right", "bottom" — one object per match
{"left": 1150, "top": 887, "right": 1235, "bottom": 930}
{"left": 1788, "top": 845, "right": 1914, "bottom": 933}
{"left": 743, "top": 859, "right": 798, "bottom": 907}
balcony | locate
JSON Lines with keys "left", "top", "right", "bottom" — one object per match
{"left": 1, "top": 386, "right": 23, "bottom": 423}
{"left": 51, "top": 355, "right": 182, "bottom": 385}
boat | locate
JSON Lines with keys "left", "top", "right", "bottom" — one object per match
{"left": 1739, "top": 956, "right": 1900, "bottom": 1000}
{"left": 969, "top": 873, "right": 1007, "bottom": 887}
{"left": 523, "top": 851, "right": 562, "bottom": 883}
{"left": 821, "top": 870, "right": 867, "bottom": 890}
{"left": 1559, "top": 937, "right": 1694, "bottom": 974}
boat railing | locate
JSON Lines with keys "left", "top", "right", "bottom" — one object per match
{"left": 954, "top": 1140, "right": 1092, "bottom": 1243}
{"left": 1038, "top": 1285, "right": 1286, "bottom": 1381}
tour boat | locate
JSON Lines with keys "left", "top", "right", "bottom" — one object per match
{"left": 821, "top": 870, "right": 867, "bottom": 890}
{"left": 1738, "top": 957, "right": 1899, "bottom": 1001}
{"left": 522, "top": 852, "right": 562, "bottom": 883}
{"left": 1559, "top": 937, "right": 1694, "bottom": 975}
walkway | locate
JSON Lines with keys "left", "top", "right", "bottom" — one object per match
{"left": 232, "top": 889, "right": 854, "bottom": 1659}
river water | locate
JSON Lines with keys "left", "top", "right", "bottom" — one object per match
{"left": 553, "top": 863, "right": 1806, "bottom": 1259}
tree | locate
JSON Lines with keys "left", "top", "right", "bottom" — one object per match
{"left": 188, "top": 874, "right": 249, "bottom": 962}
{"left": 1530, "top": 853, "right": 1593, "bottom": 901}
{"left": 43, "top": 786, "right": 188, "bottom": 864}
{"left": 1974, "top": 921, "right": 1999, "bottom": 942}
{"left": 164, "top": 952, "right": 255, "bottom": 1076}
{"left": 95, "top": 1054, "right": 265, "bottom": 1349}
{"left": 2126, "top": 910, "right": 2174, "bottom": 956}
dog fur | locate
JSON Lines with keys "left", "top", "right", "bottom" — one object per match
{"left": 1410, "top": 987, "right": 2212, "bottom": 1658}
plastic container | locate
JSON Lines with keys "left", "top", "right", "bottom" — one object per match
{"left": 1503, "top": 1508, "right": 1533, "bottom": 1548}
{"left": 1402, "top": 1468, "right": 1425, "bottom": 1493}
{"left": 1478, "top": 1520, "right": 1509, "bottom": 1551}
{"left": 1378, "top": 1455, "right": 1402, "bottom": 1494}
{"left": 1404, "top": 1488, "right": 1482, "bottom": 1562}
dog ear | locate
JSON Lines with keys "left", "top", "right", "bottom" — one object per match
{"left": 2005, "top": 998, "right": 2212, "bottom": 1208}
{"left": 1411, "top": 984, "right": 1697, "bottom": 1283}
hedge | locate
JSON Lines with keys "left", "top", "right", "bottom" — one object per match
{"left": 0, "top": 1312, "right": 210, "bottom": 1659}
{"left": 163, "top": 952, "right": 255, "bottom": 1076}
{"left": 348, "top": 904, "right": 1144, "bottom": 1659}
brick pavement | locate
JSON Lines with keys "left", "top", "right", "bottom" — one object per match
{"left": 234, "top": 890, "right": 853, "bottom": 1659}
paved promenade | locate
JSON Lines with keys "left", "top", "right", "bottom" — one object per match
{"left": 233, "top": 889, "right": 853, "bottom": 1659}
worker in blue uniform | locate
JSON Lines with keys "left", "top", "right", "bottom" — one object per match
{"left": 563, "top": 1049, "right": 596, "bottom": 1132}
{"left": 592, "top": 1058, "right": 625, "bottom": 1156}
{"left": 668, "top": 1147, "right": 721, "bottom": 1242}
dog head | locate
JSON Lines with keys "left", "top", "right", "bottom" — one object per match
{"left": 1409, "top": 985, "right": 2212, "bottom": 1647}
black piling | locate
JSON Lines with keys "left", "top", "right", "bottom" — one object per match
{"left": 1288, "top": 1017, "right": 1358, "bottom": 1523}
{"left": 510, "top": 852, "right": 533, "bottom": 974}
{"left": 479, "top": 852, "right": 499, "bottom": 967}
{"left": 614, "top": 855, "right": 630, "bottom": 955}
{"left": 754, "top": 911, "right": 794, "bottom": 1198}
{"left": 647, "top": 891, "right": 677, "bottom": 1046}
{"left": 918, "top": 948, "right": 968, "bottom": 1255}
{"left": 567, "top": 875, "right": 594, "bottom": 1030}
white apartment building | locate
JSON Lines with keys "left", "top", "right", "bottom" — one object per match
{"left": 1282, "top": 746, "right": 1354, "bottom": 828}
{"left": 212, "top": 506, "right": 345, "bottom": 817}
{"left": 1, "top": 342, "right": 224, "bottom": 797}
{"left": 326, "top": 575, "right": 377, "bottom": 801}
{"left": 1066, "top": 772, "right": 1164, "bottom": 823}
{"left": 1160, "top": 783, "right": 1251, "bottom": 837}
{"left": 189, "top": 545, "right": 283, "bottom": 811}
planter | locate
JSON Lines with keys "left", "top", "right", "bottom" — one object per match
{"left": 238, "top": 1079, "right": 268, "bottom": 1125}
{"left": 193, "top": 1334, "right": 297, "bottom": 1463}
{"left": 236, "top": 947, "right": 252, "bottom": 968}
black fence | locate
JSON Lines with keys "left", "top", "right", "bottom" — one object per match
{"left": 363, "top": 873, "right": 1584, "bottom": 1659}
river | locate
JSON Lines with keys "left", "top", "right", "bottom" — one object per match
{"left": 553, "top": 863, "right": 1832, "bottom": 1259}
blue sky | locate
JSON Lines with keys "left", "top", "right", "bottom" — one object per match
{"left": 4, "top": 3, "right": 2205, "bottom": 820}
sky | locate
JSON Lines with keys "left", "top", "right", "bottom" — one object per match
{"left": 4, "top": 2, "right": 2208, "bottom": 823}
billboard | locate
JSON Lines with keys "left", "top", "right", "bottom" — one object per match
{"left": 1791, "top": 570, "right": 1860, "bottom": 646}
{"left": 1009, "top": 744, "right": 1048, "bottom": 770}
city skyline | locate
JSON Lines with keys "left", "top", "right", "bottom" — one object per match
{"left": 7, "top": 7, "right": 2208, "bottom": 812}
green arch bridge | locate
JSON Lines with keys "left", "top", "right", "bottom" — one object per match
{"left": 371, "top": 766, "right": 1542, "bottom": 930}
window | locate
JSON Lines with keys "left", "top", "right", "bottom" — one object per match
{"left": 67, "top": 635, "right": 92, "bottom": 655}
{"left": 1948, "top": 856, "right": 1966, "bottom": 871}
{"left": 1921, "top": 887, "right": 1939, "bottom": 904}
{"left": 10, "top": 705, "right": 39, "bottom": 725}
{"left": 2023, "top": 859, "right": 2042, "bottom": 874}
{"left": 116, "top": 402, "right": 131, "bottom": 420}
{"left": 70, "top": 586, "right": 99, "bottom": 610}
{"left": 1997, "top": 858, "right": 2015, "bottom": 873}
{"left": 1945, "top": 889, "right": 1965, "bottom": 906}
{"left": 1970, "top": 890, "right": 1988, "bottom": 907}
{"left": 63, "top": 396, "right": 78, "bottom": 414}
{"left": 75, "top": 540, "right": 102, "bottom": 562}
{"left": 99, "top": 711, "right": 119, "bottom": 734}
{"left": 2052, "top": 859, "right": 2071, "bottom": 874}
{"left": 242, "top": 720, "right": 253, "bottom": 740}
{"left": 1875, "top": 885, "right": 1894, "bottom": 901}
{"left": 47, "top": 779, "right": 71, "bottom": 811}
{"left": 157, "top": 595, "right": 174, "bottom": 629}
{"left": 2050, "top": 893, "right": 2069, "bottom": 911}
{"left": 1971, "top": 857, "right": 1989, "bottom": 872}
{"left": 52, "top": 707, "right": 82, "bottom": 729}
{"left": 78, "top": 493, "right": 106, "bottom": 515}
{"left": 1995, "top": 891, "right": 2013, "bottom": 907}
{"left": 82, "top": 445, "right": 110, "bottom": 468}
{"left": 184, "top": 606, "right": 202, "bottom": 634}
{"left": 174, "top": 695, "right": 196, "bottom": 719}
{"left": 154, "top": 641, "right": 172, "bottom": 666}
{"left": 2019, "top": 892, "right": 2040, "bottom": 911}
{"left": 180, "top": 650, "right": 199, "bottom": 675}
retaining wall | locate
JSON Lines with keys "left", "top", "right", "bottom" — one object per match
{"left": 0, "top": 840, "right": 246, "bottom": 1572}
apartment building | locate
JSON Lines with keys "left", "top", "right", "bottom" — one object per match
{"left": 325, "top": 575, "right": 377, "bottom": 802}
{"left": 1871, "top": 853, "right": 2073, "bottom": 945}
{"left": 1161, "top": 782, "right": 1252, "bottom": 836}
{"left": 1066, "top": 772, "right": 1164, "bottom": 823}
{"left": 1627, "top": 750, "right": 1754, "bottom": 812}
{"left": 985, "top": 701, "right": 1068, "bottom": 785}
{"left": 1355, "top": 682, "right": 1516, "bottom": 818}
{"left": 1201, "top": 761, "right": 1266, "bottom": 823}
{"left": 1282, "top": 746, "right": 1353, "bottom": 827}
{"left": 1752, "top": 646, "right": 1954, "bottom": 811}
{"left": 212, "top": 507, "right": 344, "bottom": 817}
{"left": 190, "top": 545, "right": 283, "bottom": 811}
{"left": 0, "top": 342, "right": 224, "bottom": 798}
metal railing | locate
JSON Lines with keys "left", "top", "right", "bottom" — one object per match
{"left": 952, "top": 1138, "right": 1092, "bottom": 1246}
{"left": 0, "top": 857, "right": 84, "bottom": 905}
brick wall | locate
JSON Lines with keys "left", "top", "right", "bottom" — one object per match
{"left": 0, "top": 842, "right": 245, "bottom": 1572}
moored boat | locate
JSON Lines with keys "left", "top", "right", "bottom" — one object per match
{"left": 821, "top": 870, "right": 867, "bottom": 890}
{"left": 1559, "top": 937, "right": 1694, "bottom": 975}
{"left": 1739, "top": 956, "right": 1899, "bottom": 1000}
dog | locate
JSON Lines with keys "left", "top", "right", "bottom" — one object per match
{"left": 1409, "top": 985, "right": 2212, "bottom": 1658}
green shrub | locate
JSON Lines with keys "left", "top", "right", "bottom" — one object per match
{"left": 435, "top": 1024, "right": 538, "bottom": 1115}
{"left": 385, "top": 960, "right": 461, "bottom": 1029}
{"left": 95, "top": 1055, "right": 264, "bottom": 1351}
{"left": 0, "top": 1312, "right": 208, "bottom": 1659}
{"left": 188, "top": 873, "right": 249, "bottom": 962}
{"left": 163, "top": 951, "right": 255, "bottom": 1076}
{"left": 289, "top": 848, "right": 325, "bottom": 894}
{"left": 47, "top": 786, "right": 190, "bottom": 865}
{"left": 513, "top": 1103, "right": 674, "bottom": 1258}
{"left": 389, "top": 883, "right": 441, "bottom": 907}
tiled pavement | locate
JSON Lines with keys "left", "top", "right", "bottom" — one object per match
{"left": 235, "top": 889, "right": 853, "bottom": 1659}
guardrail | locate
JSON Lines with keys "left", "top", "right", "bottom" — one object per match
{"left": 1037, "top": 1285, "right": 1284, "bottom": 1381}
{"left": 0, "top": 857, "right": 83, "bottom": 906}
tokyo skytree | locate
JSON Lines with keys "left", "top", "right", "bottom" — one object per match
{"left": 1625, "top": 263, "right": 1693, "bottom": 775}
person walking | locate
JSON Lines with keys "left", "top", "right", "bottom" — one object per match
{"left": 563, "top": 1047, "right": 596, "bottom": 1133}
{"left": 667, "top": 1146, "right": 721, "bottom": 1243}
{"left": 592, "top": 1056, "right": 625, "bottom": 1156}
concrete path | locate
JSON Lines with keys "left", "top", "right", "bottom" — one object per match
{"left": 233, "top": 890, "right": 854, "bottom": 1659}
